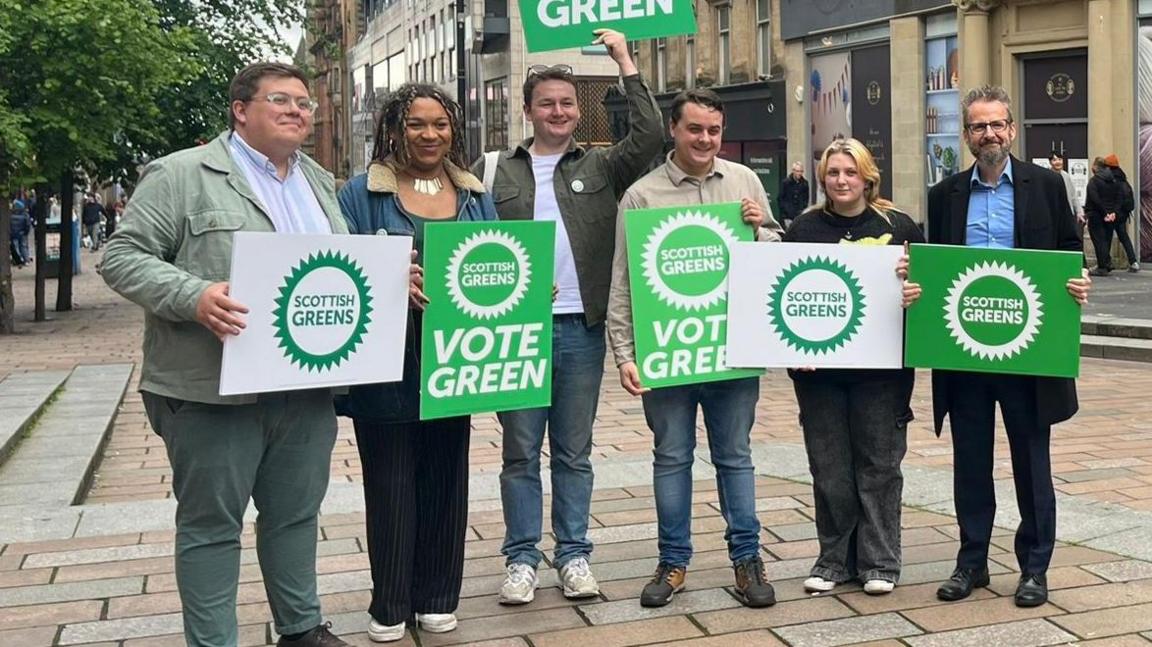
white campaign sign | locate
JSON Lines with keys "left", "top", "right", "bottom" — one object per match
{"left": 726, "top": 242, "right": 905, "bottom": 368}
{"left": 220, "top": 232, "right": 412, "bottom": 395}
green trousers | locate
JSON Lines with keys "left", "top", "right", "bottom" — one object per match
{"left": 143, "top": 390, "right": 338, "bottom": 647}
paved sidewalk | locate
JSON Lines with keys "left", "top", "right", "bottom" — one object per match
{"left": 4, "top": 252, "right": 1152, "bottom": 644}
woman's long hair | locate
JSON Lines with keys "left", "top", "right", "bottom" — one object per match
{"left": 806, "top": 137, "right": 895, "bottom": 220}
{"left": 371, "top": 83, "right": 467, "bottom": 170}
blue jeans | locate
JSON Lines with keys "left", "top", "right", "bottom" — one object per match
{"left": 498, "top": 314, "right": 605, "bottom": 568}
{"left": 642, "top": 376, "right": 761, "bottom": 567}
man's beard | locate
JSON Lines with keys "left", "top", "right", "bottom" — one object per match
{"left": 970, "top": 141, "right": 1009, "bottom": 167}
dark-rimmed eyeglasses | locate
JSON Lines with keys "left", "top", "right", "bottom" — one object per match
{"left": 527, "top": 64, "right": 574, "bottom": 77}
{"left": 250, "top": 93, "right": 320, "bottom": 113}
{"left": 965, "top": 119, "right": 1012, "bottom": 135}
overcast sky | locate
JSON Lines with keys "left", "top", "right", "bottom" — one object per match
{"left": 277, "top": 20, "right": 304, "bottom": 60}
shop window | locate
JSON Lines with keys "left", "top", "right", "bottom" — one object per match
{"left": 757, "top": 0, "right": 771, "bottom": 78}
{"left": 924, "top": 35, "right": 959, "bottom": 189}
{"left": 718, "top": 4, "right": 731, "bottom": 85}
{"left": 485, "top": 78, "right": 509, "bottom": 151}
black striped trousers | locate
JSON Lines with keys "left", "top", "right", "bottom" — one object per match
{"left": 353, "top": 416, "right": 471, "bottom": 625}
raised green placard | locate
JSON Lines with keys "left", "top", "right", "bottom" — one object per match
{"left": 904, "top": 244, "right": 1082, "bottom": 378}
{"left": 420, "top": 221, "right": 556, "bottom": 419}
{"left": 520, "top": 0, "right": 698, "bottom": 54}
{"left": 624, "top": 202, "right": 763, "bottom": 389}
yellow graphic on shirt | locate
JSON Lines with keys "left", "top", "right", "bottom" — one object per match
{"left": 840, "top": 233, "right": 892, "bottom": 246}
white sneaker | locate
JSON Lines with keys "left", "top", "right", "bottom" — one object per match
{"left": 559, "top": 557, "right": 601, "bottom": 599}
{"left": 499, "top": 563, "right": 538, "bottom": 605}
{"left": 803, "top": 576, "right": 836, "bottom": 592}
{"left": 367, "top": 619, "right": 405, "bottom": 642}
{"left": 863, "top": 579, "right": 895, "bottom": 595}
{"left": 415, "top": 612, "right": 457, "bottom": 633}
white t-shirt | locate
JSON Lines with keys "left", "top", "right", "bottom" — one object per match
{"left": 532, "top": 153, "right": 584, "bottom": 314}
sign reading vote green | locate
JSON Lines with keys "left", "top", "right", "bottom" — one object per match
{"left": 625, "top": 203, "right": 762, "bottom": 388}
{"left": 520, "top": 0, "right": 697, "bottom": 53}
{"left": 420, "top": 221, "right": 556, "bottom": 420}
{"left": 905, "top": 244, "right": 1082, "bottom": 378}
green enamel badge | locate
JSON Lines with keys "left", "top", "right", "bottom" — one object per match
{"left": 272, "top": 250, "right": 374, "bottom": 372}
{"left": 767, "top": 256, "right": 866, "bottom": 355}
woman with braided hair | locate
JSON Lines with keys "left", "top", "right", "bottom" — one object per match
{"left": 336, "top": 82, "right": 497, "bottom": 643}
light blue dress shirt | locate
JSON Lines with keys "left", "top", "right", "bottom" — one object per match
{"left": 965, "top": 162, "right": 1015, "bottom": 249}
{"left": 228, "top": 133, "right": 331, "bottom": 234}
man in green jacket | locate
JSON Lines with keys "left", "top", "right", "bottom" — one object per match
{"left": 471, "top": 28, "right": 664, "bottom": 605}
{"left": 101, "top": 62, "right": 349, "bottom": 647}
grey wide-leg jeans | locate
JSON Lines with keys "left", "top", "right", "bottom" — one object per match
{"left": 793, "top": 376, "right": 908, "bottom": 584}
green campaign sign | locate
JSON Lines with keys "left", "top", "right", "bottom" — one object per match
{"left": 904, "top": 244, "right": 1082, "bottom": 378}
{"left": 520, "top": 0, "right": 697, "bottom": 53}
{"left": 420, "top": 221, "right": 556, "bottom": 419}
{"left": 625, "top": 203, "right": 762, "bottom": 388}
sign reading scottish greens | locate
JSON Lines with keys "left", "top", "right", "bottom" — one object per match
{"left": 726, "top": 243, "right": 906, "bottom": 368}
{"left": 625, "top": 203, "right": 761, "bottom": 388}
{"left": 220, "top": 233, "right": 412, "bottom": 395}
{"left": 904, "top": 244, "right": 1082, "bottom": 378}
{"left": 520, "top": 0, "right": 697, "bottom": 53}
{"left": 420, "top": 221, "right": 556, "bottom": 419}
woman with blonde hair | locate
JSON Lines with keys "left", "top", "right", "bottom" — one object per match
{"left": 784, "top": 137, "right": 923, "bottom": 595}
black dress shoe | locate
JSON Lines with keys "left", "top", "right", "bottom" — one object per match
{"left": 1015, "top": 573, "right": 1048, "bottom": 607}
{"left": 936, "top": 567, "right": 990, "bottom": 601}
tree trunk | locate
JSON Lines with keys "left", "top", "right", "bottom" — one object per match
{"left": 33, "top": 185, "right": 47, "bottom": 322}
{"left": 56, "top": 171, "right": 74, "bottom": 312}
{"left": 0, "top": 199, "right": 13, "bottom": 334}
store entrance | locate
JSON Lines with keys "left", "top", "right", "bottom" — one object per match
{"left": 1020, "top": 51, "right": 1088, "bottom": 165}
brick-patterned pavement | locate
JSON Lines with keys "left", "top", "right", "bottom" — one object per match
{"left": 3, "top": 252, "right": 1152, "bottom": 645}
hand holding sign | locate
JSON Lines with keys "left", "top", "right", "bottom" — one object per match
{"left": 196, "top": 282, "right": 249, "bottom": 341}
{"left": 591, "top": 29, "right": 637, "bottom": 75}
{"left": 617, "top": 361, "right": 650, "bottom": 396}
{"left": 897, "top": 242, "right": 921, "bottom": 309}
{"left": 408, "top": 249, "right": 429, "bottom": 310}
{"left": 1066, "top": 268, "right": 1090, "bottom": 305}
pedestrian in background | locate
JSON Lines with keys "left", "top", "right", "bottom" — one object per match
{"left": 1085, "top": 154, "right": 1139, "bottom": 274}
{"left": 336, "top": 83, "right": 497, "bottom": 643}
{"left": 9, "top": 198, "right": 31, "bottom": 267}
{"left": 81, "top": 194, "right": 104, "bottom": 251}
{"left": 778, "top": 161, "right": 810, "bottom": 229}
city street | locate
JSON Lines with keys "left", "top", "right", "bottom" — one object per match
{"left": 3, "top": 253, "right": 1152, "bottom": 646}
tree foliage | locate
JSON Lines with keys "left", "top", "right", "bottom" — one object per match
{"left": 0, "top": 0, "right": 302, "bottom": 188}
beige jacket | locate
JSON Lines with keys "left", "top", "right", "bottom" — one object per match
{"left": 607, "top": 153, "right": 783, "bottom": 366}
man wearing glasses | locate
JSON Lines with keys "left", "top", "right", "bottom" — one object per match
{"left": 922, "top": 85, "right": 1090, "bottom": 609}
{"left": 101, "top": 62, "right": 349, "bottom": 647}
{"left": 472, "top": 28, "right": 663, "bottom": 605}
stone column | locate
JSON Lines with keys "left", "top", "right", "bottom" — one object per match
{"left": 890, "top": 17, "right": 927, "bottom": 222}
{"left": 953, "top": 0, "right": 1001, "bottom": 167}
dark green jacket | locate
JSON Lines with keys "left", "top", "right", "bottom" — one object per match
{"left": 470, "top": 74, "right": 663, "bottom": 326}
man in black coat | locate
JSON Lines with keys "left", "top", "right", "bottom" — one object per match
{"left": 923, "top": 86, "right": 1090, "bottom": 608}
{"left": 777, "top": 161, "right": 809, "bottom": 230}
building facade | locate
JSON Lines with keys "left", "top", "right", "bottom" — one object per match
{"left": 625, "top": 0, "right": 789, "bottom": 204}
{"left": 777, "top": 0, "right": 1144, "bottom": 267}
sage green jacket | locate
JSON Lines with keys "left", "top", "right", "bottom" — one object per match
{"left": 101, "top": 132, "right": 348, "bottom": 405}
{"left": 470, "top": 74, "right": 664, "bottom": 326}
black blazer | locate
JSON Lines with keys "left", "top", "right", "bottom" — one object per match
{"left": 925, "top": 156, "right": 1082, "bottom": 434}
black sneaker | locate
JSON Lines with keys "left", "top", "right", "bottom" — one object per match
{"left": 732, "top": 555, "right": 776, "bottom": 608}
{"left": 277, "top": 622, "right": 350, "bottom": 647}
{"left": 640, "top": 563, "right": 687, "bottom": 607}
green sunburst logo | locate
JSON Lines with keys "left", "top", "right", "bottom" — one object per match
{"left": 767, "top": 256, "right": 866, "bottom": 355}
{"left": 272, "top": 251, "right": 374, "bottom": 372}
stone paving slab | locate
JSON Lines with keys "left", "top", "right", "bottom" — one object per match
{"left": 0, "top": 370, "right": 68, "bottom": 463}
{"left": 0, "top": 364, "right": 132, "bottom": 512}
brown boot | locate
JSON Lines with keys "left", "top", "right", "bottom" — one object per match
{"left": 639, "top": 563, "right": 687, "bottom": 607}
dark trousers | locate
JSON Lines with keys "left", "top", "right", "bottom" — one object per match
{"left": 793, "top": 376, "right": 908, "bottom": 583}
{"left": 946, "top": 373, "right": 1055, "bottom": 575}
{"left": 1106, "top": 218, "right": 1139, "bottom": 265}
{"left": 353, "top": 417, "right": 470, "bottom": 626}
